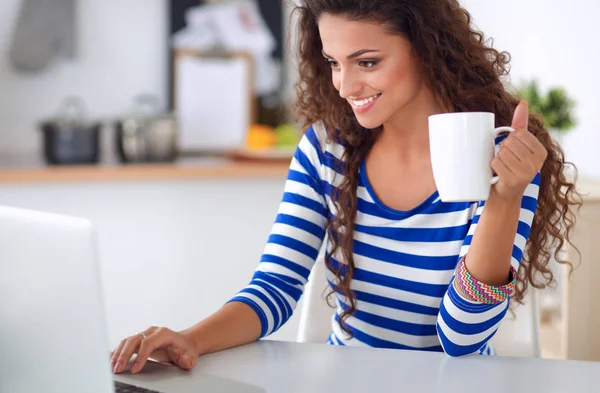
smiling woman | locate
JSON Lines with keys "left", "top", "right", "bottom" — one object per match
{"left": 110, "top": 0, "right": 583, "bottom": 375}
{"left": 288, "top": 0, "right": 581, "bottom": 354}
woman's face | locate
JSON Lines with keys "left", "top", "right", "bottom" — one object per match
{"left": 318, "top": 13, "right": 427, "bottom": 129}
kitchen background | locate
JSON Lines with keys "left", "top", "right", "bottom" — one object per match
{"left": 0, "top": 0, "right": 599, "bottom": 361}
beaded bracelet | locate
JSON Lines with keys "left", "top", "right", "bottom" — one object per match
{"left": 455, "top": 256, "right": 517, "bottom": 304}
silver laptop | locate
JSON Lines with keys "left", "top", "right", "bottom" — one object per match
{"left": 0, "top": 205, "right": 264, "bottom": 393}
{"left": 0, "top": 205, "right": 120, "bottom": 392}
{"left": 0, "top": 205, "right": 151, "bottom": 393}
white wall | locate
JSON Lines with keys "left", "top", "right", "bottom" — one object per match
{"left": 0, "top": 0, "right": 168, "bottom": 152}
{"left": 459, "top": 0, "right": 600, "bottom": 179}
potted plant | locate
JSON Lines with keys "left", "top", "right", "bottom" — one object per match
{"left": 515, "top": 79, "right": 577, "bottom": 144}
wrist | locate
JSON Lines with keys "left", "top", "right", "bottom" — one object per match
{"left": 455, "top": 256, "right": 516, "bottom": 304}
{"left": 487, "top": 190, "right": 522, "bottom": 211}
{"left": 180, "top": 326, "right": 205, "bottom": 357}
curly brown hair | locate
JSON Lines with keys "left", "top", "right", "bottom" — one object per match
{"left": 291, "top": 0, "right": 582, "bottom": 337}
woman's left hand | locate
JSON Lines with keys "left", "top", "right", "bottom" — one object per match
{"left": 490, "top": 100, "right": 548, "bottom": 201}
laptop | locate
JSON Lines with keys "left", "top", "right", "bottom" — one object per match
{"left": 0, "top": 205, "right": 161, "bottom": 392}
{"left": 0, "top": 206, "right": 264, "bottom": 393}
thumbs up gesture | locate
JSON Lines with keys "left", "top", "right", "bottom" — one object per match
{"left": 490, "top": 101, "right": 548, "bottom": 200}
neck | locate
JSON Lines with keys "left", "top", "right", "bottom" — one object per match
{"left": 377, "top": 84, "right": 445, "bottom": 163}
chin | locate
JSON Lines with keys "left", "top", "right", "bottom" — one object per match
{"left": 354, "top": 115, "right": 384, "bottom": 130}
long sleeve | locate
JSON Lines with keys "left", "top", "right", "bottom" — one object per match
{"left": 435, "top": 173, "right": 541, "bottom": 356}
{"left": 228, "top": 125, "right": 329, "bottom": 338}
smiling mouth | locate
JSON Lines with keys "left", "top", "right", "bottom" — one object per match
{"left": 349, "top": 93, "right": 382, "bottom": 112}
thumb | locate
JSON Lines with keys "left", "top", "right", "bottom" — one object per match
{"left": 512, "top": 100, "right": 529, "bottom": 130}
{"left": 179, "top": 355, "right": 196, "bottom": 370}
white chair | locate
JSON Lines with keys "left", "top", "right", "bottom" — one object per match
{"left": 296, "top": 258, "right": 542, "bottom": 357}
{"left": 490, "top": 286, "right": 542, "bottom": 357}
{"left": 296, "top": 257, "right": 336, "bottom": 344}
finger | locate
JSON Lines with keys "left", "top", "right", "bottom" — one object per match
{"left": 142, "top": 326, "right": 160, "bottom": 336}
{"left": 177, "top": 349, "right": 197, "bottom": 370}
{"left": 181, "top": 354, "right": 198, "bottom": 370}
{"left": 166, "top": 345, "right": 195, "bottom": 370}
{"left": 511, "top": 100, "right": 529, "bottom": 131}
{"left": 110, "top": 339, "right": 127, "bottom": 368}
{"left": 497, "top": 144, "right": 529, "bottom": 176}
{"left": 490, "top": 156, "right": 516, "bottom": 184}
{"left": 167, "top": 345, "right": 184, "bottom": 364}
{"left": 502, "top": 133, "right": 533, "bottom": 162}
{"left": 114, "top": 336, "right": 142, "bottom": 374}
{"left": 132, "top": 328, "right": 177, "bottom": 374}
{"left": 513, "top": 129, "right": 547, "bottom": 157}
{"left": 171, "top": 346, "right": 198, "bottom": 370}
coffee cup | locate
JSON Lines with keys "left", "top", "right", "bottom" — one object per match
{"left": 428, "top": 112, "right": 514, "bottom": 202}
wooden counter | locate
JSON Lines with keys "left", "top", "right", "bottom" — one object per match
{"left": 2, "top": 153, "right": 599, "bottom": 194}
{"left": 0, "top": 156, "right": 290, "bottom": 183}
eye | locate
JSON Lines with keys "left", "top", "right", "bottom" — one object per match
{"left": 358, "top": 60, "right": 378, "bottom": 68}
{"left": 326, "top": 59, "right": 340, "bottom": 69}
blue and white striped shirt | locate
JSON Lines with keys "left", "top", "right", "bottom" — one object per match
{"left": 230, "top": 122, "right": 539, "bottom": 357}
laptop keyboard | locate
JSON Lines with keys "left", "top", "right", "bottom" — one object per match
{"left": 114, "top": 380, "right": 163, "bottom": 393}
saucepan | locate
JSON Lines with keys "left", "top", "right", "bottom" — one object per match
{"left": 39, "top": 96, "right": 102, "bottom": 165}
{"left": 114, "top": 94, "right": 178, "bottom": 163}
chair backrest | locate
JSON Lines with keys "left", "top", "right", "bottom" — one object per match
{"left": 296, "top": 257, "right": 335, "bottom": 344}
{"left": 297, "top": 258, "right": 541, "bottom": 357}
{"left": 490, "top": 287, "right": 542, "bottom": 357}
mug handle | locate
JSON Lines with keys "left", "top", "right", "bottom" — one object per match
{"left": 490, "top": 126, "right": 515, "bottom": 185}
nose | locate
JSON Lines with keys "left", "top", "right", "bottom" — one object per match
{"left": 337, "top": 69, "right": 361, "bottom": 99}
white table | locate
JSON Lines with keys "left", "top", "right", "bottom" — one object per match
{"left": 114, "top": 340, "right": 600, "bottom": 393}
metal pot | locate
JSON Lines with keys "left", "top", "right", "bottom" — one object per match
{"left": 39, "top": 97, "right": 102, "bottom": 165}
{"left": 115, "top": 94, "right": 178, "bottom": 163}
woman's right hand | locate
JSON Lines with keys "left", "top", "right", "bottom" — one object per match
{"left": 110, "top": 326, "right": 200, "bottom": 374}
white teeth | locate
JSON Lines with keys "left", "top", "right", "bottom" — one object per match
{"left": 352, "top": 94, "right": 380, "bottom": 107}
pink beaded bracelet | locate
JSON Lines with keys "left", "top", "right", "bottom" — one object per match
{"left": 455, "top": 256, "right": 516, "bottom": 304}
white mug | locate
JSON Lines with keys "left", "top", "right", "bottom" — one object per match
{"left": 428, "top": 112, "right": 514, "bottom": 202}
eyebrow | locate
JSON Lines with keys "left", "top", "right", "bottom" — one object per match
{"left": 322, "top": 49, "right": 380, "bottom": 60}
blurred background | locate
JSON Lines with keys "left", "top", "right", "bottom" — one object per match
{"left": 0, "top": 0, "right": 599, "bottom": 362}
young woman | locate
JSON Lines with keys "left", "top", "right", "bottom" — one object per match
{"left": 112, "top": 0, "right": 581, "bottom": 374}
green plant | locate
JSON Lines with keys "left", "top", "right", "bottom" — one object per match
{"left": 516, "top": 80, "right": 577, "bottom": 133}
